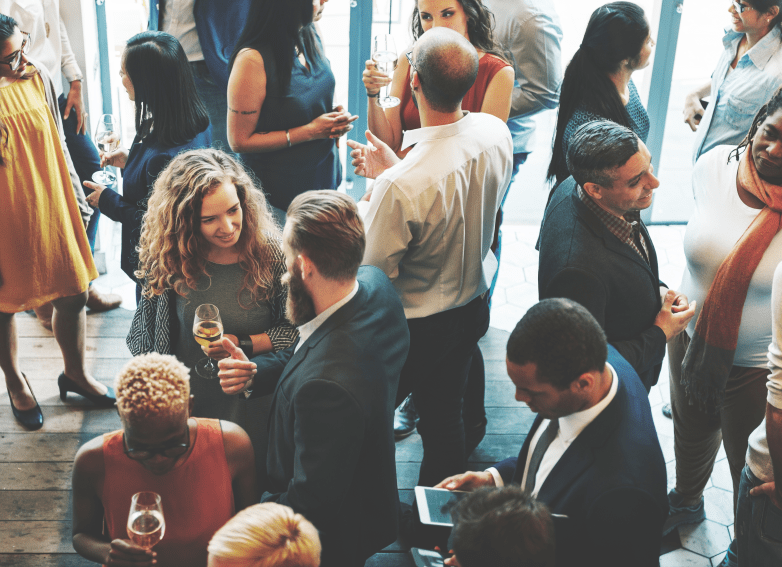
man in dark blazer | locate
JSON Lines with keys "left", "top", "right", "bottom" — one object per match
{"left": 537, "top": 120, "right": 694, "bottom": 391}
{"left": 217, "top": 191, "right": 410, "bottom": 567}
{"left": 437, "top": 299, "right": 668, "bottom": 566}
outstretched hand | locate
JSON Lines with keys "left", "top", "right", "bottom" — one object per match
{"left": 346, "top": 129, "right": 400, "bottom": 180}
{"left": 218, "top": 337, "right": 257, "bottom": 395}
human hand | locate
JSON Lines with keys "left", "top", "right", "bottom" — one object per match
{"left": 434, "top": 470, "right": 495, "bottom": 491}
{"left": 218, "top": 338, "right": 257, "bottom": 395}
{"left": 654, "top": 290, "right": 696, "bottom": 341}
{"left": 64, "top": 81, "right": 88, "bottom": 135}
{"left": 683, "top": 93, "right": 705, "bottom": 132}
{"left": 100, "top": 147, "right": 128, "bottom": 169}
{"left": 307, "top": 110, "right": 358, "bottom": 141}
{"left": 202, "top": 333, "right": 237, "bottom": 360}
{"left": 433, "top": 547, "right": 462, "bottom": 567}
{"left": 346, "top": 129, "right": 400, "bottom": 180}
{"left": 363, "top": 59, "right": 391, "bottom": 96}
{"left": 750, "top": 481, "right": 782, "bottom": 510}
{"left": 329, "top": 105, "right": 359, "bottom": 139}
{"left": 83, "top": 181, "right": 106, "bottom": 208}
{"left": 105, "top": 539, "right": 156, "bottom": 566}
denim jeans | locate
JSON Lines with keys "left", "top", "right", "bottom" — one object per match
{"left": 731, "top": 464, "right": 782, "bottom": 566}
{"left": 397, "top": 294, "right": 491, "bottom": 487}
{"left": 191, "top": 61, "right": 230, "bottom": 154}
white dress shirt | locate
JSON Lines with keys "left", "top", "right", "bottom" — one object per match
{"left": 362, "top": 112, "right": 513, "bottom": 319}
{"left": 488, "top": 364, "right": 619, "bottom": 496}
{"left": 294, "top": 282, "right": 359, "bottom": 353}
{"left": 160, "top": 0, "right": 203, "bottom": 62}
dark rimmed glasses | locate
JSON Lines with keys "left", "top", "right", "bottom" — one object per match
{"left": 405, "top": 50, "right": 419, "bottom": 76}
{"left": 732, "top": 0, "right": 754, "bottom": 13}
{"left": 1, "top": 32, "right": 31, "bottom": 72}
{"left": 123, "top": 426, "right": 190, "bottom": 461}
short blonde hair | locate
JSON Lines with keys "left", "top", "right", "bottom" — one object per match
{"left": 208, "top": 503, "right": 321, "bottom": 567}
{"left": 115, "top": 353, "right": 190, "bottom": 421}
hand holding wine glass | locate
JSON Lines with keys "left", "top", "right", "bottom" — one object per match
{"left": 93, "top": 114, "right": 121, "bottom": 186}
{"left": 193, "top": 304, "right": 223, "bottom": 378}
{"left": 127, "top": 492, "right": 165, "bottom": 551}
{"left": 372, "top": 34, "right": 399, "bottom": 109}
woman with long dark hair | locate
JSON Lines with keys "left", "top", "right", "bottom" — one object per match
{"left": 227, "top": 0, "right": 355, "bottom": 224}
{"left": 83, "top": 31, "right": 211, "bottom": 296}
{"left": 547, "top": 1, "right": 654, "bottom": 185}
{"left": 363, "top": 0, "right": 514, "bottom": 156}
{"left": 0, "top": 13, "right": 114, "bottom": 429}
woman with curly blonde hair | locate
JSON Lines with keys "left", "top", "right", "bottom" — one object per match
{"left": 129, "top": 148, "right": 297, "bottom": 472}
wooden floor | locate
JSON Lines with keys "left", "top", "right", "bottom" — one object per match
{"left": 0, "top": 309, "right": 524, "bottom": 566}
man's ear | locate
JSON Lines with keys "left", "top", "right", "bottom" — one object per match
{"left": 410, "top": 69, "right": 421, "bottom": 91}
{"left": 582, "top": 181, "right": 604, "bottom": 201}
{"left": 571, "top": 371, "right": 596, "bottom": 395}
{"left": 298, "top": 253, "right": 314, "bottom": 280}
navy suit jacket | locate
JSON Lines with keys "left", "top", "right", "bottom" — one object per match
{"left": 538, "top": 177, "right": 667, "bottom": 390}
{"left": 495, "top": 347, "right": 668, "bottom": 567}
{"left": 251, "top": 266, "right": 410, "bottom": 567}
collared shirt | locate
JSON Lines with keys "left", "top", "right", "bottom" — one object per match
{"left": 578, "top": 185, "right": 650, "bottom": 265}
{"left": 160, "top": 0, "right": 204, "bottom": 62}
{"left": 483, "top": 0, "right": 563, "bottom": 154}
{"left": 488, "top": 363, "right": 619, "bottom": 495}
{"left": 693, "top": 26, "right": 782, "bottom": 163}
{"left": 362, "top": 112, "right": 513, "bottom": 319}
{"left": 294, "top": 282, "right": 359, "bottom": 353}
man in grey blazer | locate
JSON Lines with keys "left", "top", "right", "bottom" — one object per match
{"left": 218, "top": 191, "right": 410, "bottom": 567}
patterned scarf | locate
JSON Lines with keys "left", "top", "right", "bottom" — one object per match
{"left": 681, "top": 144, "right": 782, "bottom": 411}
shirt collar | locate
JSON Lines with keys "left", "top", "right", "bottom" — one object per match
{"left": 723, "top": 26, "right": 782, "bottom": 70}
{"left": 400, "top": 111, "right": 472, "bottom": 151}
{"left": 558, "top": 363, "right": 618, "bottom": 443}
{"left": 295, "top": 281, "right": 360, "bottom": 351}
{"left": 577, "top": 185, "right": 641, "bottom": 241}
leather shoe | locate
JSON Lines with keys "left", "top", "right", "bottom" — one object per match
{"left": 33, "top": 302, "right": 53, "bottom": 331}
{"left": 9, "top": 373, "right": 44, "bottom": 430}
{"left": 86, "top": 286, "right": 122, "bottom": 312}
{"left": 58, "top": 373, "right": 116, "bottom": 407}
{"left": 394, "top": 395, "right": 419, "bottom": 440}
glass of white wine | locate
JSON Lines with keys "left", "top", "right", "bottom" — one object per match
{"left": 93, "top": 114, "right": 120, "bottom": 186}
{"left": 127, "top": 492, "right": 165, "bottom": 551}
{"left": 372, "top": 34, "right": 399, "bottom": 108}
{"left": 193, "top": 304, "right": 223, "bottom": 378}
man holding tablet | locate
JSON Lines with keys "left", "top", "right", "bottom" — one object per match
{"left": 435, "top": 299, "right": 668, "bottom": 567}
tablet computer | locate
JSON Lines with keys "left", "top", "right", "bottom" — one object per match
{"left": 414, "top": 486, "right": 468, "bottom": 527}
{"left": 410, "top": 547, "right": 446, "bottom": 567}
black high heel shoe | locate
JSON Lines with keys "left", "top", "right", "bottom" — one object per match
{"left": 58, "top": 373, "right": 116, "bottom": 407}
{"left": 9, "top": 373, "right": 44, "bottom": 430}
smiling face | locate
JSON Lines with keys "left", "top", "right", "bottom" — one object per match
{"left": 199, "top": 182, "right": 243, "bottom": 255}
{"left": 312, "top": 0, "right": 328, "bottom": 22}
{"left": 729, "top": 0, "right": 778, "bottom": 35}
{"left": 752, "top": 107, "right": 782, "bottom": 183}
{"left": 0, "top": 28, "right": 30, "bottom": 82}
{"left": 417, "top": 0, "right": 470, "bottom": 40}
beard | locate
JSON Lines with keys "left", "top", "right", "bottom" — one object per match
{"left": 282, "top": 263, "right": 317, "bottom": 327}
{"left": 411, "top": 87, "right": 419, "bottom": 110}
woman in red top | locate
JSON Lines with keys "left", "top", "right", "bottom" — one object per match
{"left": 363, "top": 0, "right": 514, "bottom": 156}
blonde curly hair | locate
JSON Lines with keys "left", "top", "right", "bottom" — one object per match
{"left": 207, "top": 503, "right": 321, "bottom": 567}
{"left": 115, "top": 353, "right": 190, "bottom": 421}
{"left": 136, "top": 148, "right": 281, "bottom": 306}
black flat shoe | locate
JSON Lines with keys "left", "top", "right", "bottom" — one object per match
{"left": 9, "top": 373, "right": 44, "bottom": 430}
{"left": 58, "top": 373, "right": 116, "bottom": 407}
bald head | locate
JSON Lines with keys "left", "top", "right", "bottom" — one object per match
{"left": 412, "top": 27, "right": 479, "bottom": 113}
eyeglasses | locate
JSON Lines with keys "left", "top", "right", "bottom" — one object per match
{"left": 123, "top": 426, "right": 190, "bottom": 461}
{"left": 732, "top": 1, "right": 754, "bottom": 13}
{"left": 405, "top": 51, "right": 420, "bottom": 77}
{"left": 0, "top": 32, "right": 31, "bottom": 72}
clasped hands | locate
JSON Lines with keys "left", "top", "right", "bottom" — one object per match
{"left": 83, "top": 145, "right": 128, "bottom": 208}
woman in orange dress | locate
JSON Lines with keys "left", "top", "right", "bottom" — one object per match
{"left": 0, "top": 14, "right": 115, "bottom": 430}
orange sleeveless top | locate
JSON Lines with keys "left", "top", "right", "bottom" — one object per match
{"left": 399, "top": 52, "right": 510, "bottom": 131}
{"left": 101, "top": 418, "right": 234, "bottom": 567}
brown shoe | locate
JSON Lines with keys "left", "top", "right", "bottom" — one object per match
{"left": 86, "top": 286, "right": 122, "bottom": 312}
{"left": 33, "top": 302, "right": 53, "bottom": 331}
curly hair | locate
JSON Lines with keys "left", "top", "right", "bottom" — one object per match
{"left": 729, "top": 85, "right": 782, "bottom": 163}
{"left": 410, "top": 0, "right": 507, "bottom": 61}
{"left": 136, "top": 148, "right": 281, "bottom": 306}
{"left": 115, "top": 353, "right": 190, "bottom": 422}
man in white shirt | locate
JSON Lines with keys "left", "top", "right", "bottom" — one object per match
{"left": 436, "top": 299, "right": 668, "bottom": 567}
{"left": 349, "top": 27, "right": 513, "bottom": 488}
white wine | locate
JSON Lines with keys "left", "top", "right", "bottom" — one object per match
{"left": 193, "top": 320, "right": 223, "bottom": 347}
{"left": 97, "top": 135, "right": 119, "bottom": 154}
{"left": 127, "top": 510, "right": 165, "bottom": 549}
{"left": 372, "top": 50, "right": 398, "bottom": 76}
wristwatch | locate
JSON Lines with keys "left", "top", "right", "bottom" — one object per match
{"left": 236, "top": 334, "right": 254, "bottom": 358}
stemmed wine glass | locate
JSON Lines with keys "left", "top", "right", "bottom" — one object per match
{"left": 372, "top": 34, "right": 399, "bottom": 108}
{"left": 93, "top": 114, "right": 120, "bottom": 186}
{"left": 193, "top": 304, "right": 223, "bottom": 378}
{"left": 127, "top": 492, "right": 165, "bottom": 551}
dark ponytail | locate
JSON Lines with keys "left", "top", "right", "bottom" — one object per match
{"left": 547, "top": 2, "right": 649, "bottom": 183}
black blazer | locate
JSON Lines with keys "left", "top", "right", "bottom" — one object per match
{"left": 537, "top": 177, "right": 667, "bottom": 390}
{"left": 254, "top": 266, "right": 410, "bottom": 567}
{"left": 495, "top": 347, "right": 668, "bottom": 567}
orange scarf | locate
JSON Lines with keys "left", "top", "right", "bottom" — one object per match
{"left": 681, "top": 145, "right": 782, "bottom": 410}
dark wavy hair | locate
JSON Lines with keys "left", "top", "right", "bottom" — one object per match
{"left": 123, "top": 31, "right": 210, "bottom": 147}
{"left": 547, "top": 2, "right": 649, "bottom": 184}
{"left": 230, "top": 0, "right": 321, "bottom": 93}
{"left": 729, "top": 86, "right": 782, "bottom": 163}
{"left": 410, "top": 0, "right": 507, "bottom": 61}
{"left": 746, "top": 0, "right": 782, "bottom": 28}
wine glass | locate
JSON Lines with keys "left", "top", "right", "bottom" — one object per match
{"left": 193, "top": 304, "right": 223, "bottom": 378}
{"left": 127, "top": 492, "right": 165, "bottom": 550}
{"left": 93, "top": 114, "right": 120, "bottom": 186}
{"left": 372, "top": 34, "right": 399, "bottom": 108}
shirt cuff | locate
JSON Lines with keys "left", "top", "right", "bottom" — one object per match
{"left": 486, "top": 467, "right": 504, "bottom": 488}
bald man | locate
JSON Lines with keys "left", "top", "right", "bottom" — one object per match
{"left": 349, "top": 28, "right": 513, "bottom": 489}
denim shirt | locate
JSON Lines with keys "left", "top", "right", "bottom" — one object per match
{"left": 693, "top": 26, "right": 782, "bottom": 164}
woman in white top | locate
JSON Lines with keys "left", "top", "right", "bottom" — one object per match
{"left": 665, "top": 87, "right": 782, "bottom": 549}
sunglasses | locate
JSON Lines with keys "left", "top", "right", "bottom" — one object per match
{"left": 732, "top": 0, "right": 754, "bottom": 13}
{"left": 0, "top": 32, "right": 31, "bottom": 72}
